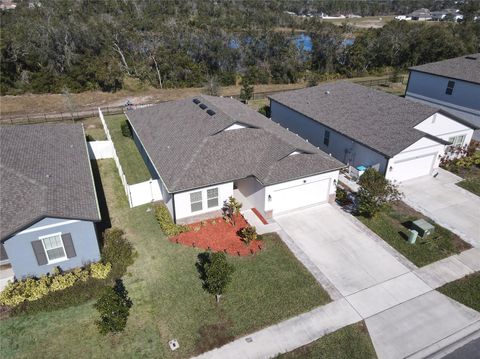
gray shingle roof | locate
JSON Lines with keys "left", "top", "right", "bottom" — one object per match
{"left": 127, "top": 95, "right": 344, "bottom": 193}
{"left": 0, "top": 124, "right": 101, "bottom": 240}
{"left": 409, "top": 53, "right": 480, "bottom": 84}
{"left": 269, "top": 81, "right": 445, "bottom": 157}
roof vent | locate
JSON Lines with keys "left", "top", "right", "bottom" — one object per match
{"left": 199, "top": 103, "right": 208, "bottom": 110}
{"left": 206, "top": 109, "right": 216, "bottom": 116}
{"left": 193, "top": 99, "right": 201, "bottom": 104}
{"left": 325, "top": 90, "right": 330, "bottom": 95}
{"left": 465, "top": 56, "right": 477, "bottom": 60}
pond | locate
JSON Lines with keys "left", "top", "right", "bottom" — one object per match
{"left": 294, "top": 33, "right": 355, "bottom": 51}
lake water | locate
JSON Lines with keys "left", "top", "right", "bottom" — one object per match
{"left": 294, "top": 33, "right": 354, "bottom": 51}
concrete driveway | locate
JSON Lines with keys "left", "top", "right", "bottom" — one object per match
{"left": 274, "top": 205, "right": 411, "bottom": 297}
{"left": 400, "top": 168, "right": 480, "bottom": 247}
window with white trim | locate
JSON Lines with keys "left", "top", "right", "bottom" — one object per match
{"left": 207, "top": 188, "right": 219, "bottom": 208}
{"left": 190, "top": 191, "right": 203, "bottom": 212}
{"left": 448, "top": 135, "right": 466, "bottom": 147}
{"left": 40, "top": 233, "right": 67, "bottom": 263}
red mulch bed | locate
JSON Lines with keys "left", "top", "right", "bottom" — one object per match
{"left": 170, "top": 214, "right": 263, "bottom": 256}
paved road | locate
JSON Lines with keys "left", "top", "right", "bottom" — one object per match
{"left": 401, "top": 168, "right": 480, "bottom": 247}
{"left": 443, "top": 336, "right": 480, "bottom": 359}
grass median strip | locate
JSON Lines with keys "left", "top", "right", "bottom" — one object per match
{"left": 438, "top": 273, "right": 480, "bottom": 312}
{"left": 105, "top": 114, "right": 151, "bottom": 184}
{"left": 358, "top": 202, "right": 470, "bottom": 267}
{"left": 0, "top": 159, "right": 330, "bottom": 358}
{"left": 277, "top": 322, "right": 377, "bottom": 359}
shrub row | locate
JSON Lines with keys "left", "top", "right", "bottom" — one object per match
{"left": 154, "top": 204, "right": 189, "bottom": 236}
{"left": 0, "top": 263, "right": 111, "bottom": 307}
{"left": 6, "top": 227, "right": 136, "bottom": 316}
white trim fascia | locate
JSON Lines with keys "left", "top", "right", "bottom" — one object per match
{"left": 406, "top": 92, "right": 480, "bottom": 116}
{"left": 17, "top": 220, "right": 80, "bottom": 235}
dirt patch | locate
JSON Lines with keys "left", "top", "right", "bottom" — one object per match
{"left": 171, "top": 214, "right": 263, "bottom": 256}
{"left": 194, "top": 315, "right": 235, "bottom": 354}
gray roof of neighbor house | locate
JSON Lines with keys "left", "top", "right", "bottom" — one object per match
{"left": 0, "top": 124, "right": 101, "bottom": 241}
{"left": 409, "top": 53, "right": 480, "bottom": 84}
{"left": 269, "top": 81, "right": 452, "bottom": 157}
{"left": 126, "top": 95, "right": 345, "bottom": 193}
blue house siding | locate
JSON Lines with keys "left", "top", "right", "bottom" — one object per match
{"left": 3, "top": 217, "right": 100, "bottom": 279}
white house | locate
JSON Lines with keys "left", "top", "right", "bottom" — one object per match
{"left": 269, "top": 81, "right": 475, "bottom": 183}
{"left": 405, "top": 53, "right": 480, "bottom": 138}
{"left": 126, "top": 95, "right": 344, "bottom": 224}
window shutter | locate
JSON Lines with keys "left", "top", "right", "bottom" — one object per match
{"left": 61, "top": 233, "right": 77, "bottom": 258}
{"left": 31, "top": 240, "right": 48, "bottom": 265}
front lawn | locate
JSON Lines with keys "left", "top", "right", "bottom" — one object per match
{"left": 277, "top": 322, "right": 377, "bottom": 359}
{"left": 358, "top": 202, "right": 470, "bottom": 267}
{"left": 456, "top": 166, "right": 480, "bottom": 196}
{"left": 105, "top": 114, "right": 151, "bottom": 184}
{"left": 438, "top": 273, "right": 480, "bottom": 312}
{"left": 0, "top": 159, "right": 329, "bottom": 358}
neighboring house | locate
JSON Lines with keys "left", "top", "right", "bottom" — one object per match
{"left": 126, "top": 95, "right": 345, "bottom": 224}
{"left": 408, "top": 8, "right": 432, "bottom": 21}
{"left": 0, "top": 124, "right": 101, "bottom": 281}
{"left": 405, "top": 54, "right": 480, "bottom": 137}
{"left": 431, "top": 9, "right": 463, "bottom": 21}
{"left": 269, "top": 81, "right": 476, "bottom": 183}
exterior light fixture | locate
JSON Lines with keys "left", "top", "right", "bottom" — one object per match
{"left": 268, "top": 195, "right": 272, "bottom": 202}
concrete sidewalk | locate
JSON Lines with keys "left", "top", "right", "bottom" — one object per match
{"left": 193, "top": 299, "right": 361, "bottom": 359}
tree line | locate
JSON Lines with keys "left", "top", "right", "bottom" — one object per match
{"left": 1, "top": 0, "right": 479, "bottom": 95}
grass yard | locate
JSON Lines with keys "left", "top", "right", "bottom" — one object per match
{"left": 277, "top": 322, "right": 377, "bottom": 359}
{"left": 0, "top": 159, "right": 330, "bottom": 359}
{"left": 358, "top": 202, "right": 470, "bottom": 267}
{"left": 456, "top": 166, "right": 480, "bottom": 197}
{"left": 438, "top": 273, "right": 480, "bottom": 312}
{"left": 105, "top": 114, "right": 151, "bottom": 184}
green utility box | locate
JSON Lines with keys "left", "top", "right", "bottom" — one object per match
{"left": 411, "top": 219, "right": 435, "bottom": 237}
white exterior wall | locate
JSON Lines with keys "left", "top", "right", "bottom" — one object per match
{"left": 235, "top": 177, "right": 266, "bottom": 215}
{"left": 264, "top": 171, "right": 339, "bottom": 215}
{"left": 415, "top": 113, "right": 474, "bottom": 146}
{"left": 87, "top": 141, "right": 115, "bottom": 159}
{"left": 174, "top": 182, "right": 233, "bottom": 221}
{"left": 406, "top": 71, "right": 480, "bottom": 127}
{"left": 270, "top": 100, "right": 389, "bottom": 172}
{"left": 385, "top": 137, "right": 444, "bottom": 183}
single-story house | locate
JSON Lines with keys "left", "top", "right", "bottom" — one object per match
{"left": 0, "top": 124, "right": 101, "bottom": 280}
{"left": 405, "top": 53, "right": 480, "bottom": 138}
{"left": 408, "top": 8, "right": 432, "bottom": 21}
{"left": 269, "top": 81, "right": 476, "bottom": 183}
{"left": 126, "top": 95, "right": 345, "bottom": 224}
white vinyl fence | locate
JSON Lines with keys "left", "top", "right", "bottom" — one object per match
{"left": 98, "top": 108, "right": 163, "bottom": 208}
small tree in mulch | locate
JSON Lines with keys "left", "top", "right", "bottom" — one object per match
{"left": 222, "top": 196, "right": 242, "bottom": 226}
{"left": 197, "top": 252, "right": 235, "bottom": 303}
{"left": 357, "top": 168, "right": 402, "bottom": 218}
{"left": 239, "top": 226, "right": 258, "bottom": 245}
{"left": 94, "top": 279, "right": 133, "bottom": 335}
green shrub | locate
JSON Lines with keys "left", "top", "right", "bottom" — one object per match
{"left": 120, "top": 120, "right": 132, "bottom": 138}
{"left": 90, "top": 262, "right": 112, "bottom": 279}
{"left": 336, "top": 187, "right": 349, "bottom": 205}
{"left": 154, "top": 204, "right": 189, "bottom": 236}
{"left": 239, "top": 226, "right": 258, "bottom": 244}
{"left": 95, "top": 280, "right": 133, "bottom": 335}
{"left": 0, "top": 262, "right": 112, "bottom": 307}
{"left": 101, "top": 228, "right": 136, "bottom": 279}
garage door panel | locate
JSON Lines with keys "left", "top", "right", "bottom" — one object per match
{"left": 273, "top": 179, "right": 330, "bottom": 213}
{"left": 391, "top": 153, "right": 436, "bottom": 182}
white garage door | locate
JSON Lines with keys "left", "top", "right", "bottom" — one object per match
{"left": 391, "top": 153, "right": 437, "bottom": 182}
{"left": 273, "top": 178, "right": 330, "bottom": 214}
